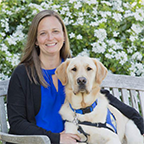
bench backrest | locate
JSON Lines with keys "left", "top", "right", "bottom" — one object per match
{"left": 101, "top": 73, "right": 144, "bottom": 119}
{"left": 0, "top": 74, "right": 144, "bottom": 134}
{"left": 0, "top": 80, "right": 9, "bottom": 134}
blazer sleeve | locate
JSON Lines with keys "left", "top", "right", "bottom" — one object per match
{"left": 100, "top": 89, "right": 144, "bottom": 135}
{"left": 7, "top": 65, "right": 60, "bottom": 144}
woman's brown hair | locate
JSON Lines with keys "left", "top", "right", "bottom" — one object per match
{"left": 20, "top": 10, "right": 71, "bottom": 87}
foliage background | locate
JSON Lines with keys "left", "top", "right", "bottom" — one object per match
{"left": 0, "top": 0, "right": 144, "bottom": 80}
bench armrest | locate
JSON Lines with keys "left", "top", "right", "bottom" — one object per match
{"left": 0, "top": 132, "right": 51, "bottom": 144}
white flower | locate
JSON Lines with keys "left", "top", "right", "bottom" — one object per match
{"left": 115, "top": 51, "right": 128, "bottom": 65}
{"left": 69, "top": 32, "right": 75, "bottom": 38}
{"left": 112, "top": 13, "right": 122, "bottom": 22}
{"left": 51, "top": 5, "right": 60, "bottom": 10}
{"left": 134, "top": 9, "right": 144, "bottom": 21}
{"left": 1, "top": 19, "right": 9, "bottom": 32}
{"left": 41, "top": 2, "right": 50, "bottom": 9}
{"left": 6, "top": 10, "right": 13, "bottom": 15}
{"left": 0, "top": 32, "right": 6, "bottom": 37}
{"left": 15, "top": 7, "right": 20, "bottom": 12}
{"left": 91, "top": 41, "right": 106, "bottom": 54}
{"left": 69, "top": 0, "right": 77, "bottom": 3}
{"left": 129, "top": 35, "right": 138, "bottom": 42}
{"left": 32, "top": 10, "right": 38, "bottom": 15}
{"left": 21, "top": 18, "right": 25, "bottom": 23}
{"left": 105, "top": 53, "right": 114, "bottom": 59}
{"left": 110, "top": 0, "right": 123, "bottom": 12}
{"left": 5, "top": 51, "right": 12, "bottom": 57}
{"left": 99, "top": 11, "right": 111, "bottom": 18}
{"left": 131, "top": 24, "right": 143, "bottom": 34}
{"left": 73, "top": 17, "right": 84, "bottom": 25}
{"left": 0, "top": 73, "right": 9, "bottom": 80}
{"left": 124, "top": 10, "right": 134, "bottom": 18}
{"left": 127, "top": 46, "right": 133, "bottom": 54}
{"left": 92, "top": 7, "right": 98, "bottom": 15}
{"left": 11, "top": 54, "right": 20, "bottom": 66}
{"left": 113, "top": 31, "right": 119, "bottom": 37}
{"left": 130, "top": 63, "right": 144, "bottom": 76}
{"left": 123, "top": 2, "right": 130, "bottom": 8}
{"left": 6, "top": 36, "right": 17, "bottom": 45}
{"left": 77, "top": 34, "right": 82, "bottom": 40}
{"left": 66, "top": 12, "right": 72, "bottom": 18}
{"left": 94, "top": 29, "right": 107, "bottom": 41}
{"left": 74, "top": 2, "right": 82, "bottom": 9}
{"left": 0, "top": 44, "right": 8, "bottom": 52}
{"left": 63, "top": 17, "right": 69, "bottom": 25}
{"left": 131, "top": 2, "right": 137, "bottom": 8}
{"left": 78, "top": 49, "right": 90, "bottom": 57}
{"left": 86, "top": 0, "right": 98, "bottom": 5}
{"left": 101, "top": 1, "right": 112, "bottom": 6}
{"left": 132, "top": 52, "right": 142, "bottom": 61}
{"left": 107, "top": 39, "right": 123, "bottom": 50}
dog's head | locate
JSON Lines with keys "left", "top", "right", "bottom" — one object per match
{"left": 55, "top": 56, "right": 107, "bottom": 95}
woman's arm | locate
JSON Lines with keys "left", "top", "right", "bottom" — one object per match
{"left": 100, "top": 89, "right": 144, "bottom": 135}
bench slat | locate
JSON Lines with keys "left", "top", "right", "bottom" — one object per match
{"left": 112, "top": 88, "right": 121, "bottom": 100}
{"left": 121, "top": 89, "right": 130, "bottom": 106}
{"left": 0, "top": 97, "right": 8, "bottom": 133}
{"left": 130, "top": 90, "right": 139, "bottom": 112}
{"left": 139, "top": 91, "right": 144, "bottom": 119}
{"left": 101, "top": 74, "right": 144, "bottom": 91}
{"left": 0, "top": 132, "right": 51, "bottom": 144}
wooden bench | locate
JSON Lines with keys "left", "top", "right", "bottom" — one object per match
{"left": 0, "top": 73, "right": 144, "bottom": 143}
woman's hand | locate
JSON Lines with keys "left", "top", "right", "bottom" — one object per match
{"left": 60, "top": 131, "right": 80, "bottom": 144}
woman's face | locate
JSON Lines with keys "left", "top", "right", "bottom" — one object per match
{"left": 36, "top": 16, "right": 65, "bottom": 57}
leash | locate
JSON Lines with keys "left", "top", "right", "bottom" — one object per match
{"left": 77, "top": 125, "right": 90, "bottom": 143}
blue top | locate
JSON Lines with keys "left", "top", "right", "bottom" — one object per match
{"left": 35, "top": 62, "right": 65, "bottom": 133}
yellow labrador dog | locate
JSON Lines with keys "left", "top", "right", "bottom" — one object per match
{"left": 55, "top": 56, "right": 143, "bottom": 144}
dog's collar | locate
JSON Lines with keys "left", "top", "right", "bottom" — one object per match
{"left": 69, "top": 100, "right": 98, "bottom": 114}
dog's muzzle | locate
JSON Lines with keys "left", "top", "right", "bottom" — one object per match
{"left": 77, "top": 77, "right": 87, "bottom": 91}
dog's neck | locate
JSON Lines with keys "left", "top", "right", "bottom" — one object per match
{"left": 65, "top": 86, "right": 101, "bottom": 109}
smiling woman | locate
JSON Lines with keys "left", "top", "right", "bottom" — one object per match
{"left": 6, "top": 10, "right": 81, "bottom": 144}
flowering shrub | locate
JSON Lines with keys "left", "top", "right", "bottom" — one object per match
{"left": 0, "top": 0, "right": 144, "bottom": 80}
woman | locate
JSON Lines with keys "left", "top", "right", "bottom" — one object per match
{"left": 7, "top": 10, "right": 143, "bottom": 144}
{"left": 7, "top": 10, "right": 80, "bottom": 144}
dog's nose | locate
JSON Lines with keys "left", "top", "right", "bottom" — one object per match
{"left": 77, "top": 77, "right": 87, "bottom": 85}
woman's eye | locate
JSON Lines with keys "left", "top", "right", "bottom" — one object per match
{"left": 53, "top": 30, "right": 59, "bottom": 33}
{"left": 71, "top": 67, "right": 77, "bottom": 71}
{"left": 87, "top": 67, "right": 92, "bottom": 71}
{"left": 40, "top": 32, "right": 46, "bottom": 35}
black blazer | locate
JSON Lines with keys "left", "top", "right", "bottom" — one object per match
{"left": 7, "top": 64, "right": 60, "bottom": 144}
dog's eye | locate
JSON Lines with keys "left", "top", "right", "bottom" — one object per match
{"left": 87, "top": 67, "right": 92, "bottom": 71}
{"left": 72, "top": 67, "right": 77, "bottom": 71}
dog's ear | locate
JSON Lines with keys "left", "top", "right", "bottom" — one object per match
{"left": 55, "top": 59, "right": 70, "bottom": 85}
{"left": 92, "top": 58, "right": 108, "bottom": 84}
